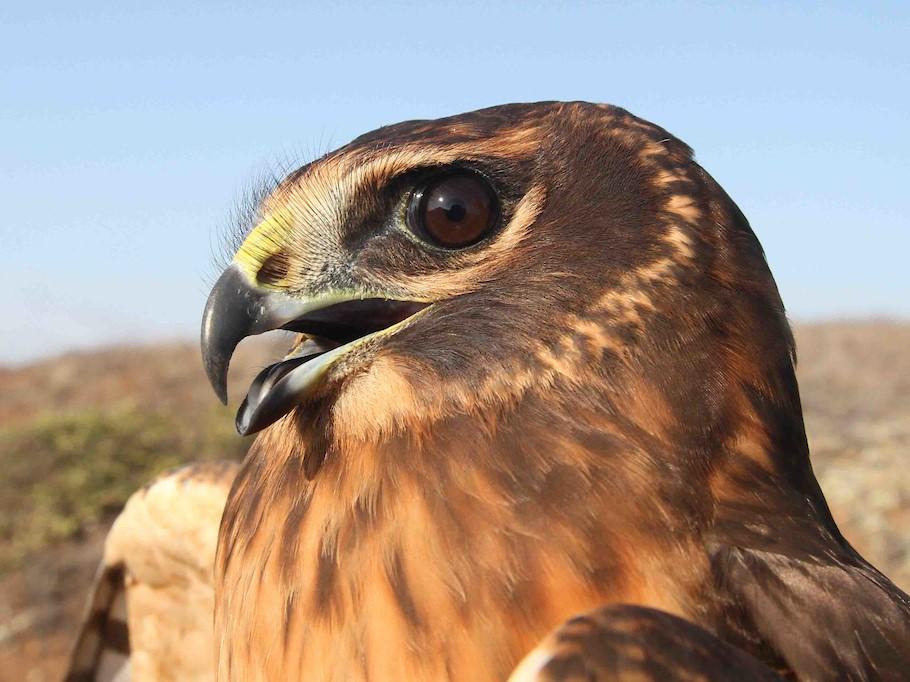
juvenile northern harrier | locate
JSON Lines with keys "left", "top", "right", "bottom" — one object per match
{"left": 72, "top": 101, "right": 910, "bottom": 681}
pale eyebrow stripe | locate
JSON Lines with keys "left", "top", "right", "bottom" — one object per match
{"left": 234, "top": 124, "right": 545, "bottom": 283}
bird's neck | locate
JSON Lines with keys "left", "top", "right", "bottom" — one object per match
{"left": 213, "top": 320, "right": 825, "bottom": 682}
{"left": 214, "top": 385, "right": 724, "bottom": 681}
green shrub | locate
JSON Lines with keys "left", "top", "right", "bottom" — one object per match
{"left": 0, "top": 402, "right": 248, "bottom": 572}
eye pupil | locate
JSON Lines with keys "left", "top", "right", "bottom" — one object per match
{"left": 445, "top": 203, "right": 466, "bottom": 222}
{"left": 408, "top": 172, "right": 498, "bottom": 248}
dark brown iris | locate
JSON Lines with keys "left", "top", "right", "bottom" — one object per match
{"left": 408, "top": 172, "right": 498, "bottom": 248}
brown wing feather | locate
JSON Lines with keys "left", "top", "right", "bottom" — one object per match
{"left": 509, "top": 604, "right": 784, "bottom": 681}
{"left": 707, "top": 391, "right": 910, "bottom": 678}
{"left": 713, "top": 544, "right": 910, "bottom": 681}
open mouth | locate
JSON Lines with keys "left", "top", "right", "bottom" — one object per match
{"left": 235, "top": 299, "right": 428, "bottom": 435}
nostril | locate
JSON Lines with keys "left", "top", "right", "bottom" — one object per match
{"left": 258, "top": 252, "right": 291, "bottom": 286}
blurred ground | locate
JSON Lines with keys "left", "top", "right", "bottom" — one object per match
{"left": 796, "top": 323, "right": 910, "bottom": 588}
{"left": 0, "top": 322, "right": 907, "bottom": 681}
{"left": 0, "top": 337, "right": 284, "bottom": 682}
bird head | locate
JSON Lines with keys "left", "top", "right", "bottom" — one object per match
{"left": 202, "top": 102, "right": 802, "bottom": 481}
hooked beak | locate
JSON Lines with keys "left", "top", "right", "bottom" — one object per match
{"left": 201, "top": 264, "right": 428, "bottom": 435}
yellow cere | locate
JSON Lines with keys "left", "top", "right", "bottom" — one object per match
{"left": 233, "top": 208, "right": 297, "bottom": 287}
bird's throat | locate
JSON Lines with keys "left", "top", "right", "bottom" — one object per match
{"left": 213, "top": 395, "right": 712, "bottom": 682}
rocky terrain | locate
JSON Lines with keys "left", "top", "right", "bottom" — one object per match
{"left": 0, "top": 322, "right": 907, "bottom": 681}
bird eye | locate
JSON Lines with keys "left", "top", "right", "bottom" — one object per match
{"left": 407, "top": 172, "right": 499, "bottom": 248}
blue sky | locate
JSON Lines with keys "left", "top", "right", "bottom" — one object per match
{"left": 2, "top": 2, "right": 908, "bottom": 363}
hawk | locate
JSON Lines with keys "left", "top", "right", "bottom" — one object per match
{"left": 79, "top": 101, "right": 910, "bottom": 681}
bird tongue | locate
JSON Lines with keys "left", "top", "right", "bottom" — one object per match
{"left": 236, "top": 337, "right": 340, "bottom": 434}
